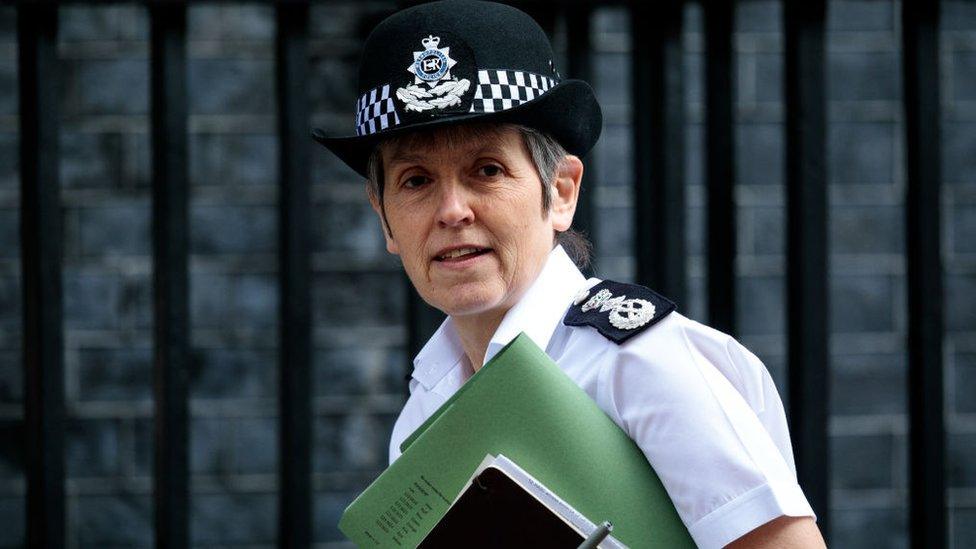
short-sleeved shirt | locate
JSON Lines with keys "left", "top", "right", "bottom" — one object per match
{"left": 388, "top": 246, "right": 815, "bottom": 549}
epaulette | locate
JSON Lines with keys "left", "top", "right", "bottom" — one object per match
{"left": 563, "top": 280, "right": 676, "bottom": 344}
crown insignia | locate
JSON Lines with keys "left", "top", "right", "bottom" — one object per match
{"left": 421, "top": 35, "right": 440, "bottom": 49}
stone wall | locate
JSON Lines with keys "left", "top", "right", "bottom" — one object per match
{"left": 0, "top": 1, "right": 972, "bottom": 547}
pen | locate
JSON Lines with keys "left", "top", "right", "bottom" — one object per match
{"left": 577, "top": 521, "right": 613, "bottom": 549}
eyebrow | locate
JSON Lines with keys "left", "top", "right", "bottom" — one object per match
{"left": 385, "top": 152, "right": 428, "bottom": 168}
{"left": 387, "top": 144, "right": 510, "bottom": 168}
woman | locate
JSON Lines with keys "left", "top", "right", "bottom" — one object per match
{"left": 313, "top": 1, "right": 826, "bottom": 547}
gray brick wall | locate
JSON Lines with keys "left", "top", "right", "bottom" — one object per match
{"left": 0, "top": 1, "right": 973, "bottom": 547}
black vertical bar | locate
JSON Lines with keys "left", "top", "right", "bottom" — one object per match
{"left": 704, "top": 0, "right": 736, "bottom": 335}
{"left": 566, "top": 5, "right": 596, "bottom": 275}
{"left": 631, "top": 0, "right": 686, "bottom": 303}
{"left": 903, "top": 2, "right": 945, "bottom": 547}
{"left": 150, "top": 4, "right": 189, "bottom": 549}
{"left": 18, "top": 5, "right": 65, "bottom": 548}
{"left": 783, "top": 0, "right": 829, "bottom": 537}
{"left": 276, "top": 3, "right": 312, "bottom": 548}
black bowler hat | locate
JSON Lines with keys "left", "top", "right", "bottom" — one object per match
{"left": 312, "top": 0, "right": 603, "bottom": 178}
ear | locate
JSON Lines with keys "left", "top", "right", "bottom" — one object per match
{"left": 549, "top": 155, "right": 583, "bottom": 232}
{"left": 367, "top": 183, "right": 399, "bottom": 255}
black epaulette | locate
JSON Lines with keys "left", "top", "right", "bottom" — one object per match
{"left": 563, "top": 280, "right": 676, "bottom": 344}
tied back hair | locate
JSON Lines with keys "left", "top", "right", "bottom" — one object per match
{"left": 365, "top": 123, "right": 593, "bottom": 269}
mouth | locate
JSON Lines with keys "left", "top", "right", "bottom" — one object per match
{"left": 433, "top": 246, "right": 493, "bottom": 263}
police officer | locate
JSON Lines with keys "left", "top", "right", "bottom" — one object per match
{"left": 313, "top": 1, "right": 826, "bottom": 547}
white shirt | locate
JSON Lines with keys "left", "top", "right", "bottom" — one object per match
{"left": 389, "top": 246, "right": 815, "bottom": 549}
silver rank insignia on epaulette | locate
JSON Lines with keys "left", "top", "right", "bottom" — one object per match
{"left": 565, "top": 281, "right": 676, "bottom": 343}
{"left": 579, "top": 288, "right": 656, "bottom": 330}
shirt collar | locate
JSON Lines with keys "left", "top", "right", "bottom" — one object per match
{"left": 410, "top": 315, "right": 466, "bottom": 391}
{"left": 411, "top": 245, "right": 588, "bottom": 390}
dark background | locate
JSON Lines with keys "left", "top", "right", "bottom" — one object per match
{"left": 0, "top": 1, "right": 974, "bottom": 547}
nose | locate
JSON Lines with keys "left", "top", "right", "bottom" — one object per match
{"left": 434, "top": 178, "right": 474, "bottom": 229}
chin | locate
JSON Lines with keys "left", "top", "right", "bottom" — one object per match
{"left": 428, "top": 285, "right": 506, "bottom": 318}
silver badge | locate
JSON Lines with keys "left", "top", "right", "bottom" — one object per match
{"left": 397, "top": 35, "right": 471, "bottom": 112}
{"left": 582, "top": 288, "right": 656, "bottom": 331}
{"left": 581, "top": 289, "right": 611, "bottom": 312}
{"left": 608, "top": 298, "right": 656, "bottom": 330}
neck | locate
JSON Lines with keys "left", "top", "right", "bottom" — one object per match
{"left": 452, "top": 308, "right": 509, "bottom": 372}
{"left": 447, "top": 246, "right": 558, "bottom": 372}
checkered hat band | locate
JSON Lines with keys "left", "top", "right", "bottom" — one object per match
{"left": 469, "top": 70, "right": 557, "bottom": 113}
{"left": 355, "top": 84, "right": 402, "bottom": 136}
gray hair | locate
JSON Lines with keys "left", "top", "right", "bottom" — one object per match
{"left": 365, "top": 124, "right": 592, "bottom": 268}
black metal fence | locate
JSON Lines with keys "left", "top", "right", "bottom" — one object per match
{"left": 15, "top": 1, "right": 948, "bottom": 547}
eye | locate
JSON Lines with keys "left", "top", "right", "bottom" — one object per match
{"left": 478, "top": 164, "right": 503, "bottom": 178}
{"left": 401, "top": 174, "right": 429, "bottom": 189}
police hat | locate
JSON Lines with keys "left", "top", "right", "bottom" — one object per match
{"left": 312, "top": 0, "right": 603, "bottom": 178}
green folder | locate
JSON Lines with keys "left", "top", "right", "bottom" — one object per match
{"left": 338, "top": 333, "right": 695, "bottom": 548}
